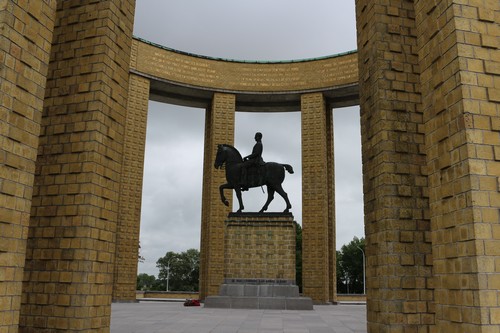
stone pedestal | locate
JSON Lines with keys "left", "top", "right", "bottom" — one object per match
{"left": 204, "top": 213, "right": 313, "bottom": 310}
{"left": 224, "top": 212, "right": 296, "bottom": 280}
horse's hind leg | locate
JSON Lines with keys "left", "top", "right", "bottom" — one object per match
{"left": 259, "top": 187, "right": 275, "bottom": 213}
{"left": 275, "top": 184, "right": 292, "bottom": 213}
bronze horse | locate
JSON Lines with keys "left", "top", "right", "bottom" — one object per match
{"left": 214, "top": 144, "right": 294, "bottom": 213}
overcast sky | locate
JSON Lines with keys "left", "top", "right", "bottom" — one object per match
{"left": 133, "top": 0, "right": 363, "bottom": 276}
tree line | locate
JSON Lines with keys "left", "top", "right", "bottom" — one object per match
{"left": 137, "top": 248, "right": 200, "bottom": 291}
{"left": 336, "top": 236, "right": 365, "bottom": 294}
{"left": 138, "top": 229, "right": 365, "bottom": 295}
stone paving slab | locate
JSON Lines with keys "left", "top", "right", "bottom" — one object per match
{"left": 111, "top": 302, "right": 367, "bottom": 333}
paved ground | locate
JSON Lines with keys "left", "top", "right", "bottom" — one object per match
{"left": 111, "top": 301, "right": 367, "bottom": 333}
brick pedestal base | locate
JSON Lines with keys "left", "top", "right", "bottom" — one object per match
{"left": 205, "top": 213, "right": 312, "bottom": 309}
{"left": 224, "top": 213, "right": 296, "bottom": 281}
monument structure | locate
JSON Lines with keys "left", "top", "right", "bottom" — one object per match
{"left": 0, "top": 1, "right": 498, "bottom": 332}
{"left": 205, "top": 138, "right": 312, "bottom": 309}
{"left": 204, "top": 212, "right": 313, "bottom": 310}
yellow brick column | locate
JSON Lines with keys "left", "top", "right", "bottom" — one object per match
{"left": 0, "top": 1, "right": 57, "bottom": 332}
{"left": 326, "top": 108, "right": 337, "bottom": 303}
{"left": 20, "top": 1, "right": 135, "bottom": 332}
{"left": 415, "top": 1, "right": 500, "bottom": 332}
{"left": 356, "top": 0, "right": 433, "bottom": 331}
{"left": 113, "top": 74, "right": 150, "bottom": 302}
{"left": 199, "top": 93, "right": 235, "bottom": 299}
{"left": 301, "top": 93, "right": 331, "bottom": 303}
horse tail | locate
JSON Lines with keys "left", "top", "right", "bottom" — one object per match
{"left": 282, "top": 164, "right": 294, "bottom": 174}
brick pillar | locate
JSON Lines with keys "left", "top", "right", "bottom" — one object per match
{"left": 301, "top": 93, "right": 332, "bottom": 303}
{"left": 415, "top": 1, "right": 500, "bottom": 332}
{"left": 113, "top": 74, "right": 150, "bottom": 302}
{"left": 20, "top": 1, "right": 135, "bottom": 332}
{"left": 326, "top": 108, "right": 337, "bottom": 303}
{"left": 199, "top": 93, "right": 235, "bottom": 299}
{"left": 355, "top": 0, "right": 433, "bottom": 331}
{"left": 0, "top": 1, "right": 57, "bottom": 332}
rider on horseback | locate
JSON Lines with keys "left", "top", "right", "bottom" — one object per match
{"left": 214, "top": 141, "right": 293, "bottom": 213}
{"left": 241, "top": 132, "right": 264, "bottom": 190}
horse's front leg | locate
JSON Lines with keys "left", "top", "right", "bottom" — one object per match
{"left": 219, "top": 183, "right": 232, "bottom": 206}
{"left": 234, "top": 187, "right": 244, "bottom": 213}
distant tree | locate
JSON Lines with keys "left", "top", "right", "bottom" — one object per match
{"left": 337, "top": 236, "right": 365, "bottom": 294}
{"left": 336, "top": 250, "right": 345, "bottom": 293}
{"left": 157, "top": 249, "right": 200, "bottom": 292}
{"left": 137, "top": 273, "right": 156, "bottom": 291}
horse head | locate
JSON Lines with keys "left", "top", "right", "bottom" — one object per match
{"left": 214, "top": 144, "right": 225, "bottom": 169}
{"left": 214, "top": 144, "right": 243, "bottom": 169}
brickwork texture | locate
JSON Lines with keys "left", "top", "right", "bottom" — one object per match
{"left": 0, "top": 1, "right": 498, "bottom": 332}
{"left": 132, "top": 38, "right": 359, "bottom": 93}
{"left": 301, "top": 93, "right": 335, "bottom": 303}
{"left": 0, "top": 1, "right": 57, "bottom": 332}
{"left": 224, "top": 215, "right": 296, "bottom": 281}
{"left": 112, "top": 74, "right": 150, "bottom": 302}
{"left": 355, "top": 1, "right": 434, "bottom": 331}
{"left": 415, "top": 1, "right": 500, "bottom": 332}
{"left": 18, "top": 1, "right": 136, "bottom": 332}
{"left": 326, "top": 107, "right": 337, "bottom": 303}
{"left": 199, "top": 93, "right": 235, "bottom": 300}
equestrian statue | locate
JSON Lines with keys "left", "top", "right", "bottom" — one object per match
{"left": 214, "top": 132, "right": 294, "bottom": 213}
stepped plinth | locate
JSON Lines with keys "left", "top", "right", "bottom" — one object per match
{"left": 204, "top": 213, "right": 313, "bottom": 310}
